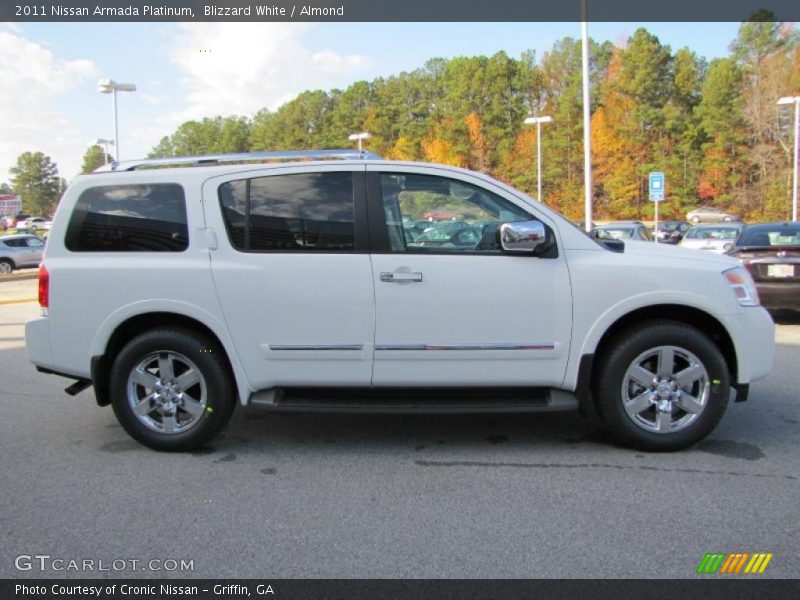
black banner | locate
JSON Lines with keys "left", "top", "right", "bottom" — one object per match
{"left": 3, "top": 579, "right": 800, "bottom": 600}
{"left": 1, "top": 0, "right": 800, "bottom": 22}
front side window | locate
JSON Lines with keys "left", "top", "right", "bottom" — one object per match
{"left": 219, "top": 172, "right": 355, "bottom": 252}
{"left": 379, "top": 173, "right": 530, "bottom": 253}
{"left": 66, "top": 184, "right": 188, "bottom": 252}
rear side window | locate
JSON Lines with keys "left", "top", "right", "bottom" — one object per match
{"left": 66, "top": 184, "right": 188, "bottom": 252}
{"left": 219, "top": 172, "right": 354, "bottom": 252}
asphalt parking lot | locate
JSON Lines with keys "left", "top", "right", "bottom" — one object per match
{"left": 1, "top": 279, "right": 798, "bottom": 579}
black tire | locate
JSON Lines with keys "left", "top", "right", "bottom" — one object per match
{"left": 594, "top": 321, "right": 730, "bottom": 452}
{"left": 110, "top": 328, "right": 236, "bottom": 451}
{"left": 0, "top": 259, "right": 13, "bottom": 274}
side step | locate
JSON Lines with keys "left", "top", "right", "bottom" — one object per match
{"left": 249, "top": 387, "right": 577, "bottom": 414}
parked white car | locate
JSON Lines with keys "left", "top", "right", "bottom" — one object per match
{"left": 16, "top": 217, "right": 53, "bottom": 234}
{"left": 679, "top": 223, "right": 744, "bottom": 253}
{"left": 26, "top": 150, "right": 774, "bottom": 452}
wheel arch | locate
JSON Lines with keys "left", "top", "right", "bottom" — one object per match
{"left": 91, "top": 309, "right": 251, "bottom": 407}
{"left": 574, "top": 304, "right": 739, "bottom": 417}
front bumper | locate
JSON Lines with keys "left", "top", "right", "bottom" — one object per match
{"left": 725, "top": 307, "right": 775, "bottom": 384}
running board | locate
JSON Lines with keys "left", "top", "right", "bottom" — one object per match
{"left": 249, "top": 387, "right": 577, "bottom": 414}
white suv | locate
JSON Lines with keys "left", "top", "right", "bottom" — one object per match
{"left": 25, "top": 150, "right": 775, "bottom": 452}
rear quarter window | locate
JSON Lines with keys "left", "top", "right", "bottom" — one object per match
{"left": 65, "top": 184, "right": 189, "bottom": 252}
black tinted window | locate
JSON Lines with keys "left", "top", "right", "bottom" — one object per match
{"left": 66, "top": 184, "right": 188, "bottom": 252}
{"left": 219, "top": 172, "right": 354, "bottom": 252}
{"left": 3, "top": 239, "right": 26, "bottom": 247}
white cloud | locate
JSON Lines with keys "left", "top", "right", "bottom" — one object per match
{"left": 167, "top": 23, "right": 371, "bottom": 119}
{"left": 0, "top": 30, "right": 97, "bottom": 183}
{"left": 127, "top": 23, "right": 371, "bottom": 162}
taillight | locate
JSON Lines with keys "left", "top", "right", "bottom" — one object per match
{"left": 38, "top": 263, "right": 49, "bottom": 315}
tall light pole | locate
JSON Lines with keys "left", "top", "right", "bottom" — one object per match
{"left": 581, "top": 0, "right": 593, "bottom": 231}
{"left": 348, "top": 132, "right": 371, "bottom": 152}
{"left": 94, "top": 138, "right": 115, "bottom": 165}
{"left": 524, "top": 115, "right": 553, "bottom": 201}
{"left": 778, "top": 96, "right": 800, "bottom": 222}
{"left": 97, "top": 79, "right": 136, "bottom": 162}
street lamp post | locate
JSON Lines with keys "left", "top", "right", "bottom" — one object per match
{"left": 524, "top": 115, "right": 554, "bottom": 202}
{"left": 94, "top": 138, "right": 115, "bottom": 165}
{"left": 348, "top": 132, "right": 371, "bottom": 152}
{"left": 778, "top": 96, "right": 800, "bottom": 222}
{"left": 581, "top": 0, "right": 593, "bottom": 232}
{"left": 97, "top": 79, "right": 136, "bottom": 162}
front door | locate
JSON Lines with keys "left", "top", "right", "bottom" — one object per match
{"left": 366, "top": 166, "right": 572, "bottom": 387}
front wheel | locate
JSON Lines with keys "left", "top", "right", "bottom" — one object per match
{"left": 594, "top": 321, "right": 730, "bottom": 451}
{"left": 110, "top": 328, "right": 236, "bottom": 451}
{"left": 0, "top": 259, "right": 13, "bottom": 274}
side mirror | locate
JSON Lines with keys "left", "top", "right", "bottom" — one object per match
{"left": 500, "top": 220, "right": 547, "bottom": 254}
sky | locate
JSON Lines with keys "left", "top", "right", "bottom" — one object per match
{"left": 0, "top": 21, "right": 743, "bottom": 184}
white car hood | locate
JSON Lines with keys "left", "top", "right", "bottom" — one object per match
{"left": 622, "top": 240, "right": 738, "bottom": 267}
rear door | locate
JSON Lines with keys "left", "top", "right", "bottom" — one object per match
{"left": 203, "top": 164, "right": 375, "bottom": 391}
{"left": 366, "top": 165, "right": 572, "bottom": 387}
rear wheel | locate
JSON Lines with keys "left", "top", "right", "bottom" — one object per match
{"left": 110, "top": 328, "right": 236, "bottom": 451}
{"left": 594, "top": 321, "right": 729, "bottom": 451}
{"left": 0, "top": 259, "right": 13, "bottom": 274}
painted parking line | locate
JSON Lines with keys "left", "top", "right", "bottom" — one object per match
{"left": 0, "top": 297, "right": 37, "bottom": 305}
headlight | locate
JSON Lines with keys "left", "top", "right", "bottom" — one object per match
{"left": 723, "top": 266, "right": 760, "bottom": 307}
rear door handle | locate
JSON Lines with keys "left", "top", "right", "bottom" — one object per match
{"left": 380, "top": 271, "right": 423, "bottom": 283}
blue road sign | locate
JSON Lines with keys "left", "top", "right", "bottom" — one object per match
{"left": 649, "top": 172, "right": 665, "bottom": 201}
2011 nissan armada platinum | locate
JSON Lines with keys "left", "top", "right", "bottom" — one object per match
{"left": 25, "top": 150, "right": 775, "bottom": 452}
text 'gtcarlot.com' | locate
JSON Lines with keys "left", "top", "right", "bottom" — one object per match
{"left": 14, "top": 553, "right": 194, "bottom": 572}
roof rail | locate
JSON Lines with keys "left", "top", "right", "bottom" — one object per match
{"left": 94, "top": 149, "right": 383, "bottom": 172}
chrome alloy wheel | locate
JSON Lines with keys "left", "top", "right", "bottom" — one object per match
{"left": 126, "top": 351, "right": 207, "bottom": 434}
{"left": 0, "top": 262, "right": 11, "bottom": 274}
{"left": 620, "top": 345, "right": 710, "bottom": 434}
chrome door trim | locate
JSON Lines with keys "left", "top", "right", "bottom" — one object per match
{"left": 375, "top": 343, "right": 556, "bottom": 351}
{"left": 268, "top": 344, "right": 365, "bottom": 351}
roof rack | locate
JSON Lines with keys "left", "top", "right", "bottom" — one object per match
{"left": 94, "top": 149, "right": 383, "bottom": 172}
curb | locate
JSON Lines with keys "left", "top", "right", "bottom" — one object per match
{"left": 0, "top": 297, "right": 37, "bottom": 305}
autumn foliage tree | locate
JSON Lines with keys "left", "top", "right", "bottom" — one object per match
{"left": 151, "top": 23, "right": 799, "bottom": 222}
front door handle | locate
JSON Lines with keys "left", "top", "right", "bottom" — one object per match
{"left": 380, "top": 271, "right": 423, "bottom": 283}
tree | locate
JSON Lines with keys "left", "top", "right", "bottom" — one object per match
{"left": 0, "top": 182, "right": 12, "bottom": 194}
{"left": 9, "top": 152, "right": 60, "bottom": 216}
{"left": 149, "top": 116, "right": 251, "bottom": 157}
{"left": 81, "top": 145, "right": 113, "bottom": 174}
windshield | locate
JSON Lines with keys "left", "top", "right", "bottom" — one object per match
{"left": 738, "top": 226, "right": 800, "bottom": 247}
{"left": 685, "top": 227, "right": 739, "bottom": 240}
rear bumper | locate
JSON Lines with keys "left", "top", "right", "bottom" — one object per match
{"left": 755, "top": 282, "right": 800, "bottom": 311}
{"left": 25, "top": 317, "right": 54, "bottom": 371}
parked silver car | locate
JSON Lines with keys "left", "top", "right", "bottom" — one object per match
{"left": 686, "top": 206, "right": 740, "bottom": 224}
{"left": 0, "top": 234, "right": 45, "bottom": 273}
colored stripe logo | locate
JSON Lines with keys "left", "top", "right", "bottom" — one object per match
{"left": 697, "top": 552, "right": 773, "bottom": 574}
